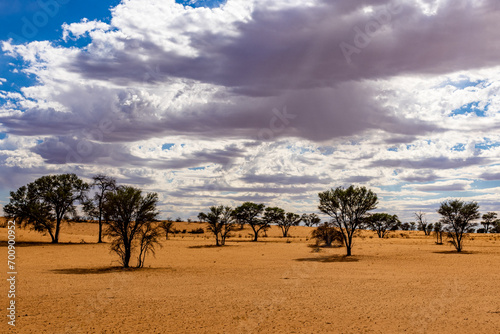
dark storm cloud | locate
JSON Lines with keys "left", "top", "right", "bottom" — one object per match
{"left": 68, "top": 1, "right": 500, "bottom": 93}
{"left": 31, "top": 136, "right": 246, "bottom": 169}
{"left": 6, "top": 0, "right": 495, "bottom": 143}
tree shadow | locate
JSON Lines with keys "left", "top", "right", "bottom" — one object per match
{"left": 432, "top": 250, "right": 475, "bottom": 254}
{"left": 188, "top": 244, "right": 238, "bottom": 249}
{"left": 0, "top": 241, "right": 98, "bottom": 247}
{"left": 51, "top": 266, "right": 172, "bottom": 275}
{"left": 295, "top": 255, "right": 359, "bottom": 263}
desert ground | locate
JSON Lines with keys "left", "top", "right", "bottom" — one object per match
{"left": 1, "top": 219, "right": 499, "bottom": 333}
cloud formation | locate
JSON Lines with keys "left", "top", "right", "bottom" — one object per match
{"left": 1, "top": 0, "right": 500, "bottom": 220}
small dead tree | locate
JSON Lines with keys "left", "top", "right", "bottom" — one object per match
{"left": 415, "top": 211, "right": 432, "bottom": 236}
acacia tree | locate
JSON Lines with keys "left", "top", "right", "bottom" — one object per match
{"left": 318, "top": 185, "right": 378, "bottom": 256}
{"left": 233, "top": 202, "right": 266, "bottom": 241}
{"left": 83, "top": 174, "right": 116, "bottom": 243}
{"left": 415, "top": 211, "right": 432, "bottom": 236}
{"left": 301, "top": 213, "right": 321, "bottom": 227}
{"left": 437, "top": 200, "right": 480, "bottom": 252}
{"left": 159, "top": 219, "right": 175, "bottom": 240}
{"left": 280, "top": 212, "right": 302, "bottom": 237}
{"left": 365, "top": 213, "right": 400, "bottom": 238}
{"left": 481, "top": 212, "right": 498, "bottom": 233}
{"left": 199, "top": 205, "right": 235, "bottom": 246}
{"left": 105, "top": 186, "right": 160, "bottom": 268}
{"left": 4, "top": 174, "right": 89, "bottom": 243}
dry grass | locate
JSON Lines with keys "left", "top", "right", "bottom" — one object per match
{"left": 1, "top": 220, "right": 500, "bottom": 333}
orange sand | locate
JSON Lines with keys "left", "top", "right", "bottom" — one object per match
{"left": 1, "top": 220, "right": 499, "bottom": 333}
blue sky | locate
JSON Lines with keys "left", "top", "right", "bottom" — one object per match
{"left": 1, "top": 0, "right": 500, "bottom": 222}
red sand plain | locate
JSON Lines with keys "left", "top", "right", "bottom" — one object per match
{"left": 1, "top": 219, "right": 500, "bottom": 333}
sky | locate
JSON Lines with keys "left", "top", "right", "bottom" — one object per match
{"left": 1, "top": 0, "right": 500, "bottom": 222}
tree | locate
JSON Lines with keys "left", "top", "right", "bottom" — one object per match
{"left": 232, "top": 202, "right": 266, "bottom": 241}
{"left": 312, "top": 222, "right": 344, "bottom": 247}
{"left": 400, "top": 222, "right": 410, "bottom": 231}
{"left": 83, "top": 174, "right": 116, "bottom": 243}
{"left": 415, "top": 211, "right": 432, "bottom": 236}
{"left": 105, "top": 186, "right": 160, "bottom": 268}
{"left": 263, "top": 206, "right": 285, "bottom": 233}
{"left": 481, "top": 212, "right": 498, "bottom": 233}
{"left": 437, "top": 200, "right": 480, "bottom": 252}
{"left": 136, "top": 221, "right": 162, "bottom": 268}
{"left": 279, "top": 212, "right": 301, "bottom": 237}
{"left": 159, "top": 219, "right": 175, "bottom": 240}
{"left": 433, "top": 221, "right": 444, "bottom": 245}
{"left": 199, "top": 205, "right": 235, "bottom": 246}
{"left": 301, "top": 213, "right": 321, "bottom": 227}
{"left": 409, "top": 222, "right": 416, "bottom": 231}
{"left": 365, "top": 213, "right": 400, "bottom": 238}
{"left": 3, "top": 174, "right": 89, "bottom": 243}
{"left": 318, "top": 185, "right": 378, "bottom": 256}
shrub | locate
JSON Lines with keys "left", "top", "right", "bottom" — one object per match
{"left": 311, "top": 222, "right": 344, "bottom": 247}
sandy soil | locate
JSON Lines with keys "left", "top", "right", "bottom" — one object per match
{"left": 1, "top": 219, "right": 500, "bottom": 333}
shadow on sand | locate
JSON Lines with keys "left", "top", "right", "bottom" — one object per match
{"left": 0, "top": 241, "right": 98, "bottom": 247}
{"left": 295, "top": 255, "right": 359, "bottom": 263}
{"left": 51, "top": 266, "right": 172, "bottom": 275}
{"left": 432, "top": 250, "right": 475, "bottom": 255}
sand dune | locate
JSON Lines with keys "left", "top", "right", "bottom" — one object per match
{"left": 1, "top": 221, "right": 500, "bottom": 333}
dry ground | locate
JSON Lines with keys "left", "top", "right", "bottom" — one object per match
{"left": 1, "top": 219, "right": 499, "bottom": 333}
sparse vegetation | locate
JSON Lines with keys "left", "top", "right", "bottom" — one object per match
{"left": 104, "top": 186, "right": 160, "bottom": 268}
{"left": 311, "top": 222, "right": 344, "bottom": 247}
{"left": 82, "top": 174, "right": 116, "bottom": 243}
{"left": 365, "top": 213, "right": 400, "bottom": 238}
{"left": 3, "top": 174, "right": 89, "bottom": 243}
{"left": 318, "top": 185, "right": 378, "bottom": 256}
{"left": 437, "top": 200, "right": 480, "bottom": 252}
{"left": 232, "top": 202, "right": 267, "bottom": 241}
{"left": 199, "top": 205, "right": 235, "bottom": 246}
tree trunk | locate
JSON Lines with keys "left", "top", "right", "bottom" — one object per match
{"left": 98, "top": 215, "right": 103, "bottom": 243}
{"left": 54, "top": 218, "right": 61, "bottom": 243}
{"left": 346, "top": 246, "right": 352, "bottom": 256}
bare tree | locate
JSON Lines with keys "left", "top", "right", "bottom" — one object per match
{"left": 481, "top": 212, "right": 498, "bottom": 233}
{"left": 4, "top": 174, "right": 89, "bottom": 243}
{"left": 437, "top": 200, "right": 480, "bottom": 252}
{"left": 105, "top": 186, "right": 160, "bottom": 268}
{"left": 232, "top": 202, "right": 267, "bottom": 241}
{"left": 83, "top": 174, "right": 116, "bottom": 243}
{"left": 365, "top": 213, "right": 400, "bottom": 238}
{"left": 199, "top": 205, "right": 235, "bottom": 246}
{"left": 318, "top": 185, "right": 378, "bottom": 256}
{"left": 301, "top": 213, "right": 321, "bottom": 227}
{"left": 415, "top": 211, "right": 432, "bottom": 236}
